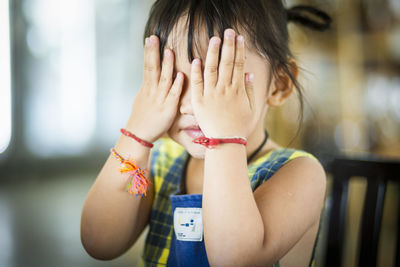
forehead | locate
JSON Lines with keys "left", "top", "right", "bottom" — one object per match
{"left": 163, "top": 14, "right": 266, "bottom": 68}
{"left": 164, "top": 14, "right": 211, "bottom": 63}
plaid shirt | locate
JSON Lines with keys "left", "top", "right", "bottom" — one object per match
{"left": 139, "top": 137, "right": 321, "bottom": 267}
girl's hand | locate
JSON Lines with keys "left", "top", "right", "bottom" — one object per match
{"left": 126, "top": 35, "right": 184, "bottom": 143}
{"left": 190, "top": 29, "right": 256, "bottom": 138}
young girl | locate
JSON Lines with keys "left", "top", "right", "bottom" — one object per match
{"left": 81, "top": 1, "right": 331, "bottom": 266}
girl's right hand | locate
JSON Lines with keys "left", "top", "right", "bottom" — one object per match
{"left": 126, "top": 35, "right": 184, "bottom": 143}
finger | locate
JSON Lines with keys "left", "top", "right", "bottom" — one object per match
{"left": 204, "top": 36, "right": 221, "bottom": 89}
{"left": 142, "top": 37, "right": 150, "bottom": 82}
{"left": 232, "top": 35, "right": 245, "bottom": 93}
{"left": 217, "top": 29, "right": 236, "bottom": 88}
{"left": 143, "top": 35, "right": 161, "bottom": 88}
{"left": 244, "top": 73, "right": 255, "bottom": 110}
{"left": 158, "top": 48, "right": 174, "bottom": 98}
{"left": 166, "top": 72, "right": 184, "bottom": 104}
{"left": 190, "top": 58, "right": 204, "bottom": 100}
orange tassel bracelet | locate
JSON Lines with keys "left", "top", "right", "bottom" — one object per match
{"left": 110, "top": 148, "right": 150, "bottom": 196}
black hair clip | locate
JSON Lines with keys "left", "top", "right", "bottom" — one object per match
{"left": 286, "top": 5, "right": 332, "bottom": 31}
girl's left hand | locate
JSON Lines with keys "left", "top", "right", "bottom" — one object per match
{"left": 190, "top": 28, "right": 256, "bottom": 138}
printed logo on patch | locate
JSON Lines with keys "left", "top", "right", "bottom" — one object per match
{"left": 173, "top": 207, "right": 203, "bottom": 242}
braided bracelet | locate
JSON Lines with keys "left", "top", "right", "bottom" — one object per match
{"left": 193, "top": 136, "right": 247, "bottom": 149}
{"left": 110, "top": 147, "right": 150, "bottom": 196}
{"left": 120, "top": 128, "right": 153, "bottom": 148}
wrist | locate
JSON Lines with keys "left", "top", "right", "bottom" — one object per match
{"left": 124, "top": 120, "right": 158, "bottom": 143}
{"left": 120, "top": 128, "right": 154, "bottom": 148}
{"left": 204, "top": 142, "right": 246, "bottom": 158}
{"left": 193, "top": 136, "right": 247, "bottom": 149}
{"left": 114, "top": 134, "right": 151, "bottom": 158}
{"left": 110, "top": 147, "right": 150, "bottom": 196}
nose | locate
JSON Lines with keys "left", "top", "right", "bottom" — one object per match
{"left": 179, "top": 81, "right": 194, "bottom": 115}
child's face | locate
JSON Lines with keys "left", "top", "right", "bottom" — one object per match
{"left": 164, "top": 17, "right": 273, "bottom": 159}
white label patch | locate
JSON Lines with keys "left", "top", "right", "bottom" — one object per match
{"left": 173, "top": 207, "right": 203, "bottom": 242}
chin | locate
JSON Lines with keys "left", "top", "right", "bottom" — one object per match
{"left": 167, "top": 130, "right": 206, "bottom": 159}
{"left": 185, "top": 146, "right": 206, "bottom": 159}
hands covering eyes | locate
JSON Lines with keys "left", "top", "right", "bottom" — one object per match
{"left": 126, "top": 28, "right": 256, "bottom": 143}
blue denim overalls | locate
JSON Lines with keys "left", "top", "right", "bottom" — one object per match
{"left": 167, "top": 193, "right": 209, "bottom": 266}
{"left": 166, "top": 153, "right": 210, "bottom": 266}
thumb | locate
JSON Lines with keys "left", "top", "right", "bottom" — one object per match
{"left": 245, "top": 73, "right": 255, "bottom": 109}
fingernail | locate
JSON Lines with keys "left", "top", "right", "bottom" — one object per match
{"left": 210, "top": 37, "right": 220, "bottom": 47}
{"left": 237, "top": 35, "right": 244, "bottom": 45}
{"left": 225, "top": 29, "right": 235, "bottom": 39}
{"left": 145, "top": 38, "right": 150, "bottom": 46}
{"left": 150, "top": 35, "right": 157, "bottom": 45}
{"left": 164, "top": 49, "right": 169, "bottom": 58}
{"left": 246, "top": 73, "right": 254, "bottom": 82}
{"left": 193, "top": 58, "right": 200, "bottom": 66}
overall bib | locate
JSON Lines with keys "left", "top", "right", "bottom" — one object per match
{"left": 166, "top": 194, "right": 209, "bottom": 266}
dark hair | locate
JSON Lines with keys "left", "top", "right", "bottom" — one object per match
{"left": 143, "top": 0, "right": 331, "bottom": 141}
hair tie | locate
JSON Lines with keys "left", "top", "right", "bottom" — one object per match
{"left": 286, "top": 5, "right": 332, "bottom": 31}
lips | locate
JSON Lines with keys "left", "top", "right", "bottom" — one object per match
{"left": 183, "top": 125, "right": 205, "bottom": 139}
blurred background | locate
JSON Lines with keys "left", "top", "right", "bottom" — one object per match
{"left": 0, "top": 0, "right": 399, "bottom": 266}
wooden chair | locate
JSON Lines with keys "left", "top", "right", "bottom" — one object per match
{"left": 324, "top": 157, "right": 400, "bottom": 267}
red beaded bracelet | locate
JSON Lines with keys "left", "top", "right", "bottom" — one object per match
{"left": 193, "top": 136, "right": 247, "bottom": 149}
{"left": 120, "top": 128, "right": 154, "bottom": 148}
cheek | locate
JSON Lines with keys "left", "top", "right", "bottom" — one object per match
{"left": 166, "top": 123, "right": 179, "bottom": 144}
{"left": 251, "top": 71, "right": 268, "bottom": 100}
{"left": 244, "top": 63, "right": 270, "bottom": 100}
{"left": 243, "top": 49, "right": 270, "bottom": 96}
{"left": 168, "top": 115, "right": 180, "bottom": 134}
